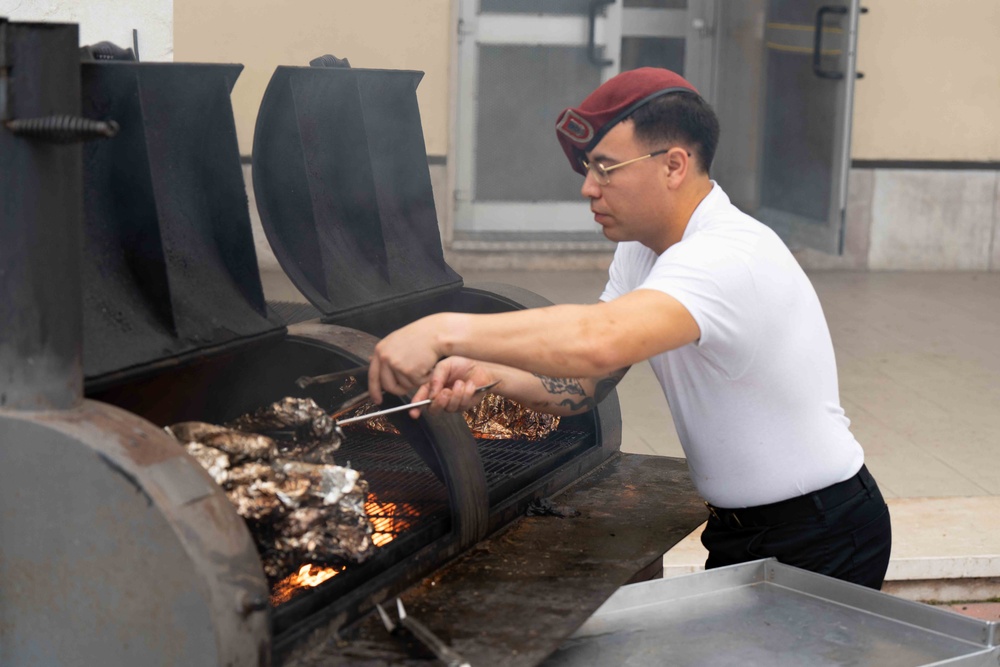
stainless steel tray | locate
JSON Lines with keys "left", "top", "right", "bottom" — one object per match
{"left": 543, "top": 559, "right": 999, "bottom": 666}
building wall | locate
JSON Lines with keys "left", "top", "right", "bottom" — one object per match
{"left": 833, "top": 0, "right": 1000, "bottom": 272}
{"left": 172, "top": 0, "right": 454, "bottom": 272}
{"left": 851, "top": 0, "right": 1000, "bottom": 162}
{"left": 8, "top": 1, "right": 996, "bottom": 271}
{"left": 173, "top": 0, "right": 452, "bottom": 158}
{"left": 13, "top": 1, "right": 995, "bottom": 165}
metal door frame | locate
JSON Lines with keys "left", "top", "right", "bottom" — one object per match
{"left": 452, "top": 0, "right": 717, "bottom": 239}
{"left": 454, "top": 2, "right": 616, "bottom": 234}
{"left": 756, "top": 0, "right": 861, "bottom": 253}
{"left": 711, "top": 0, "right": 861, "bottom": 254}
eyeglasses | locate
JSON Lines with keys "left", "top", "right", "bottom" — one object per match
{"left": 581, "top": 149, "right": 670, "bottom": 186}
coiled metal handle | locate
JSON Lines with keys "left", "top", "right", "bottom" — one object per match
{"left": 4, "top": 115, "right": 119, "bottom": 143}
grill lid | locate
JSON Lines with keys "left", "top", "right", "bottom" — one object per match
{"left": 251, "top": 65, "right": 462, "bottom": 320}
{"left": 82, "top": 62, "right": 283, "bottom": 390}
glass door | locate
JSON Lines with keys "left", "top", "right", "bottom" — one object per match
{"left": 712, "top": 0, "right": 862, "bottom": 254}
{"left": 453, "top": 0, "right": 716, "bottom": 241}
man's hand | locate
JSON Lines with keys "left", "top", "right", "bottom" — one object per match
{"left": 407, "top": 357, "right": 497, "bottom": 419}
{"left": 369, "top": 314, "right": 448, "bottom": 404}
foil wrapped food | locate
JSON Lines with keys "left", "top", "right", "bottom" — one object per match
{"left": 465, "top": 393, "right": 560, "bottom": 440}
{"left": 341, "top": 394, "right": 560, "bottom": 440}
{"left": 228, "top": 396, "right": 338, "bottom": 443}
{"left": 166, "top": 397, "right": 375, "bottom": 584}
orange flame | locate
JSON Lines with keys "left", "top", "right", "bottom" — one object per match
{"left": 268, "top": 493, "right": 422, "bottom": 605}
{"left": 365, "top": 497, "right": 418, "bottom": 547}
{"left": 270, "top": 563, "right": 342, "bottom": 606}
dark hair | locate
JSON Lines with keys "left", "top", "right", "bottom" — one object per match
{"left": 628, "top": 91, "right": 720, "bottom": 175}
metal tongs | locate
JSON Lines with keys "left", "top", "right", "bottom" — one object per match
{"left": 335, "top": 380, "right": 500, "bottom": 428}
{"left": 295, "top": 367, "right": 499, "bottom": 438}
{"left": 377, "top": 598, "right": 470, "bottom": 667}
{"left": 295, "top": 365, "right": 369, "bottom": 390}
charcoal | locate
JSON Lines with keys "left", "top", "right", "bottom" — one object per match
{"left": 166, "top": 400, "right": 375, "bottom": 587}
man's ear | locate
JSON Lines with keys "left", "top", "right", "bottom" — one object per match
{"left": 664, "top": 146, "right": 689, "bottom": 183}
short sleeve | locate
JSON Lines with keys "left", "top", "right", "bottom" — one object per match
{"left": 600, "top": 242, "right": 655, "bottom": 303}
{"left": 637, "top": 234, "right": 761, "bottom": 377}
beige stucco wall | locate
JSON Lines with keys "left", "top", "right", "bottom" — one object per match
{"left": 852, "top": 0, "right": 1000, "bottom": 161}
{"left": 173, "top": 0, "right": 1000, "bottom": 163}
{"left": 174, "top": 0, "right": 452, "bottom": 156}
{"left": 13, "top": 2, "right": 994, "bottom": 162}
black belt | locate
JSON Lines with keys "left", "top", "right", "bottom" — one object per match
{"left": 705, "top": 465, "right": 877, "bottom": 529}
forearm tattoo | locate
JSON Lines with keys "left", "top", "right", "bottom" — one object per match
{"left": 533, "top": 367, "right": 630, "bottom": 412}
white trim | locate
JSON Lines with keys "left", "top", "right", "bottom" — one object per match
{"left": 452, "top": 0, "right": 718, "bottom": 235}
{"left": 476, "top": 14, "right": 606, "bottom": 46}
{"left": 458, "top": 201, "right": 595, "bottom": 233}
{"left": 454, "top": 0, "right": 480, "bottom": 220}
{"left": 685, "top": 0, "right": 718, "bottom": 97}
{"left": 444, "top": 0, "right": 464, "bottom": 247}
{"left": 450, "top": 239, "right": 613, "bottom": 252}
{"left": 621, "top": 8, "right": 687, "bottom": 38}
{"left": 603, "top": 0, "right": 624, "bottom": 78}
{"left": 835, "top": 0, "right": 862, "bottom": 251}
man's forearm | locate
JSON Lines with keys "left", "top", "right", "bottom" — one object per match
{"left": 485, "top": 362, "right": 630, "bottom": 417}
{"left": 434, "top": 304, "right": 626, "bottom": 379}
{"left": 369, "top": 288, "right": 697, "bottom": 401}
{"left": 432, "top": 291, "right": 698, "bottom": 379}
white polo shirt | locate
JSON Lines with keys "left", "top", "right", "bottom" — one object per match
{"left": 600, "top": 183, "right": 864, "bottom": 508}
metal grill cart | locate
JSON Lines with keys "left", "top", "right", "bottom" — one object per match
{"left": 543, "top": 559, "right": 1000, "bottom": 667}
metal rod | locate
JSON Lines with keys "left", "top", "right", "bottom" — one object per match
{"left": 335, "top": 380, "right": 500, "bottom": 427}
{"left": 395, "top": 599, "right": 470, "bottom": 667}
{"left": 335, "top": 400, "right": 433, "bottom": 425}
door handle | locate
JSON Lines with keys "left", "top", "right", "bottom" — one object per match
{"left": 813, "top": 5, "right": 867, "bottom": 80}
{"left": 588, "top": 0, "right": 614, "bottom": 67}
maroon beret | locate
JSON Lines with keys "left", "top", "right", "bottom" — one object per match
{"left": 555, "top": 67, "right": 699, "bottom": 175}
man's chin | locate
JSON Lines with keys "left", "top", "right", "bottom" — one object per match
{"left": 598, "top": 224, "right": 623, "bottom": 243}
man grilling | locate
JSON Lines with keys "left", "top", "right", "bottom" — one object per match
{"left": 367, "top": 67, "right": 892, "bottom": 589}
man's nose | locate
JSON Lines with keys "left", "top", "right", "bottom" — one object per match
{"left": 581, "top": 170, "right": 601, "bottom": 199}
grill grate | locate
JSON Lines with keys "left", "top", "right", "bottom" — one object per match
{"left": 477, "top": 430, "right": 592, "bottom": 488}
{"left": 270, "top": 426, "right": 596, "bottom": 615}
{"left": 337, "top": 426, "right": 435, "bottom": 472}
{"left": 275, "top": 423, "right": 592, "bottom": 548}
{"left": 338, "top": 426, "right": 449, "bottom": 539}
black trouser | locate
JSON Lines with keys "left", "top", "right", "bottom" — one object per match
{"left": 700, "top": 465, "right": 892, "bottom": 589}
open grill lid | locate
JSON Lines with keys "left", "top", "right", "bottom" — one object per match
{"left": 252, "top": 64, "right": 462, "bottom": 320}
{"left": 82, "top": 62, "right": 283, "bottom": 391}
